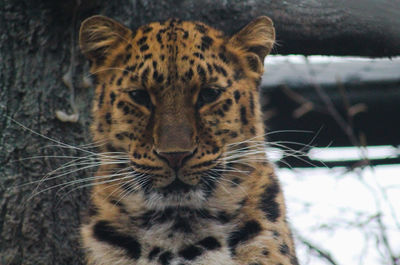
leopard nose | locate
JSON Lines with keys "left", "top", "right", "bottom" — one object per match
{"left": 156, "top": 151, "right": 193, "bottom": 170}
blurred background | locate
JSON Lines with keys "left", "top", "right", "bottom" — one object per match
{"left": 0, "top": 0, "right": 399, "bottom": 264}
{"left": 263, "top": 55, "right": 400, "bottom": 265}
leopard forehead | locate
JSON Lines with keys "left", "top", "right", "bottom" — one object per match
{"left": 100, "top": 19, "right": 254, "bottom": 98}
{"left": 81, "top": 15, "right": 274, "bottom": 97}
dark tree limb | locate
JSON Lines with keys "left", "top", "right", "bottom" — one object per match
{"left": 97, "top": 0, "right": 400, "bottom": 57}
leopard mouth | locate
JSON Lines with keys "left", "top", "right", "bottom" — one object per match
{"left": 124, "top": 157, "right": 225, "bottom": 197}
{"left": 125, "top": 162, "right": 225, "bottom": 209}
{"left": 158, "top": 165, "right": 223, "bottom": 197}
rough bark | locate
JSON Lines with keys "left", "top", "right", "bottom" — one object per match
{"left": 0, "top": 1, "right": 93, "bottom": 264}
{"left": 1, "top": 0, "right": 399, "bottom": 264}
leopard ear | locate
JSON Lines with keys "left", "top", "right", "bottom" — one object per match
{"left": 79, "top": 15, "right": 131, "bottom": 62}
{"left": 229, "top": 16, "right": 275, "bottom": 62}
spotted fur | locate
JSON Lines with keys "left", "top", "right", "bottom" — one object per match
{"left": 79, "top": 15, "right": 297, "bottom": 265}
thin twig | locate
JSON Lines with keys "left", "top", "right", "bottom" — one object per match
{"left": 295, "top": 232, "right": 340, "bottom": 265}
{"left": 376, "top": 214, "right": 400, "bottom": 265}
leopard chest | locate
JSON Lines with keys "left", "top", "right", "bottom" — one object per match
{"left": 109, "top": 207, "right": 236, "bottom": 264}
{"left": 129, "top": 207, "right": 234, "bottom": 246}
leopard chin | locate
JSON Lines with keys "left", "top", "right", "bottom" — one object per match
{"left": 144, "top": 184, "right": 208, "bottom": 210}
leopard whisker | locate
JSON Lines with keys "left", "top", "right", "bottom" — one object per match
{"left": 209, "top": 168, "right": 248, "bottom": 174}
{"left": 38, "top": 159, "right": 129, "bottom": 182}
{"left": 46, "top": 156, "right": 126, "bottom": 173}
{"left": 42, "top": 141, "right": 129, "bottom": 159}
{"left": 86, "top": 67, "right": 133, "bottom": 78}
{"left": 95, "top": 171, "right": 148, "bottom": 203}
{"left": 209, "top": 176, "right": 230, "bottom": 194}
{"left": 58, "top": 170, "right": 139, "bottom": 194}
{"left": 224, "top": 144, "right": 267, "bottom": 155}
{"left": 208, "top": 170, "right": 242, "bottom": 185}
{"left": 230, "top": 152, "right": 326, "bottom": 169}
{"left": 224, "top": 141, "right": 317, "bottom": 165}
{"left": 17, "top": 159, "right": 129, "bottom": 194}
{"left": 267, "top": 141, "right": 329, "bottom": 167}
{"left": 226, "top": 130, "right": 315, "bottom": 147}
{"left": 226, "top": 140, "right": 316, "bottom": 156}
{"left": 222, "top": 160, "right": 258, "bottom": 170}
{"left": 222, "top": 151, "right": 268, "bottom": 162}
{"left": 27, "top": 169, "right": 134, "bottom": 204}
{"left": 264, "top": 129, "right": 314, "bottom": 136}
{"left": 206, "top": 171, "right": 247, "bottom": 196}
{"left": 115, "top": 172, "right": 152, "bottom": 202}
{"left": 116, "top": 178, "right": 147, "bottom": 202}
{"left": 41, "top": 138, "right": 108, "bottom": 150}
{"left": 9, "top": 118, "right": 112, "bottom": 158}
{"left": 58, "top": 171, "right": 143, "bottom": 204}
{"left": 12, "top": 155, "right": 96, "bottom": 164}
{"left": 19, "top": 163, "right": 127, "bottom": 189}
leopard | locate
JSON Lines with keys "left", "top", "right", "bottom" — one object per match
{"left": 78, "top": 14, "right": 298, "bottom": 265}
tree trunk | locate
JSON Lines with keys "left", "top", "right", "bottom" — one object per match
{"left": 0, "top": 1, "right": 94, "bottom": 264}
{"left": 1, "top": 1, "right": 398, "bottom": 264}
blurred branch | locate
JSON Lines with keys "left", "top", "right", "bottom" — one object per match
{"left": 376, "top": 214, "right": 399, "bottom": 265}
{"left": 313, "top": 84, "right": 359, "bottom": 148}
{"left": 295, "top": 231, "right": 340, "bottom": 265}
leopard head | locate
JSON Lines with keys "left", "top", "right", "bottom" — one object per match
{"left": 79, "top": 15, "right": 274, "bottom": 204}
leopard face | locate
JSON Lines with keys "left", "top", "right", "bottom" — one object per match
{"left": 80, "top": 16, "right": 274, "bottom": 206}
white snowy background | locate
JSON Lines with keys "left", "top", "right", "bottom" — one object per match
{"left": 264, "top": 56, "right": 400, "bottom": 265}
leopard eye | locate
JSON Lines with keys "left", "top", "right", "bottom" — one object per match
{"left": 197, "top": 87, "right": 221, "bottom": 108}
{"left": 129, "top": 90, "right": 152, "bottom": 109}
